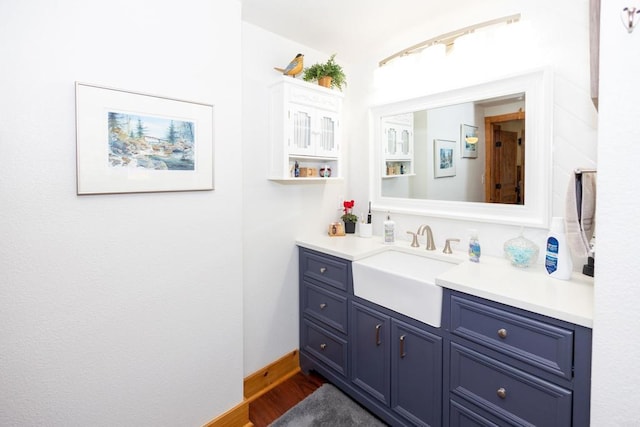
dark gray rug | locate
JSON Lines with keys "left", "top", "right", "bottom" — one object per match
{"left": 269, "top": 383, "right": 387, "bottom": 426}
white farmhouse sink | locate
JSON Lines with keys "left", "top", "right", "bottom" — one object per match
{"left": 352, "top": 250, "right": 457, "bottom": 327}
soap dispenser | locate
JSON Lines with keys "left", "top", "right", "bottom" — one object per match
{"left": 383, "top": 213, "right": 395, "bottom": 244}
{"left": 468, "top": 229, "right": 481, "bottom": 263}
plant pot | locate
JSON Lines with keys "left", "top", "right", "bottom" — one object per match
{"left": 344, "top": 221, "right": 356, "bottom": 234}
{"left": 318, "top": 76, "right": 332, "bottom": 88}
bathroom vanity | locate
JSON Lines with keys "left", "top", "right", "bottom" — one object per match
{"left": 297, "top": 236, "right": 593, "bottom": 427}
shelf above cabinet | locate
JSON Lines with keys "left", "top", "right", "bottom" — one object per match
{"left": 382, "top": 173, "right": 416, "bottom": 179}
{"left": 268, "top": 177, "right": 344, "bottom": 184}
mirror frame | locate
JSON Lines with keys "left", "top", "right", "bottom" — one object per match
{"left": 369, "top": 69, "right": 552, "bottom": 228}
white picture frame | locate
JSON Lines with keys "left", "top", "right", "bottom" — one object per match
{"left": 75, "top": 82, "right": 214, "bottom": 195}
{"left": 434, "top": 139, "right": 456, "bottom": 178}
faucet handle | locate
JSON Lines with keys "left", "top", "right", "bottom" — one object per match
{"left": 406, "top": 231, "right": 420, "bottom": 248}
{"left": 443, "top": 238, "right": 460, "bottom": 254}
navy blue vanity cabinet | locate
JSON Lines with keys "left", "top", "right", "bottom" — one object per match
{"left": 442, "top": 289, "right": 592, "bottom": 427}
{"left": 299, "top": 247, "right": 443, "bottom": 426}
{"left": 351, "top": 301, "right": 391, "bottom": 406}
{"left": 351, "top": 298, "right": 443, "bottom": 427}
{"left": 299, "top": 248, "right": 350, "bottom": 381}
{"left": 391, "top": 317, "right": 443, "bottom": 427}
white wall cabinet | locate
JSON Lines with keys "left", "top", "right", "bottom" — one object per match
{"left": 381, "top": 113, "right": 414, "bottom": 178}
{"left": 269, "top": 77, "right": 343, "bottom": 181}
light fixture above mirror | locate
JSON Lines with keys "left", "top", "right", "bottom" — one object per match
{"left": 379, "top": 14, "right": 521, "bottom": 67}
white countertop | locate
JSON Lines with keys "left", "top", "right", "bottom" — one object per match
{"left": 296, "top": 234, "right": 594, "bottom": 328}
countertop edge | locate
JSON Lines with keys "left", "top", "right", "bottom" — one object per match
{"left": 435, "top": 277, "right": 593, "bottom": 328}
{"left": 296, "top": 235, "right": 594, "bottom": 328}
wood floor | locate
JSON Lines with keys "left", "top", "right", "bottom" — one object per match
{"left": 248, "top": 371, "right": 326, "bottom": 427}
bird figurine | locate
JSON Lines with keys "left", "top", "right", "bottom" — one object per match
{"left": 274, "top": 53, "right": 304, "bottom": 78}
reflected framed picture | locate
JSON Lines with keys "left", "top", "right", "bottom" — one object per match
{"left": 434, "top": 139, "right": 456, "bottom": 178}
{"left": 461, "top": 123, "right": 478, "bottom": 158}
{"left": 75, "top": 82, "right": 214, "bottom": 195}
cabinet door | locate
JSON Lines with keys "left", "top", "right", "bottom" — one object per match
{"left": 287, "top": 103, "right": 314, "bottom": 156}
{"left": 313, "top": 109, "right": 340, "bottom": 158}
{"left": 383, "top": 123, "right": 413, "bottom": 160}
{"left": 287, "top": 104, "right": 339, "bottom": 158}
{"left": 391, "top": 319, "right": 442, "bottom": 427}
{"left": 350, "top": 301, "right": 390, "bottom": 405}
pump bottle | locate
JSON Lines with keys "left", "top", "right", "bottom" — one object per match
{"left": 545, "top": 217, "right": 573, "bottom": 280}
{"left": 383, "top": 213, "right": 395, "bottom": 244}
{"left": 468, "top": 229, "right": 481, "bottom": 263}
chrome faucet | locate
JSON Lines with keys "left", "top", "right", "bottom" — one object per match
{"left": 417, "top": 224, "right": 436, "bottom": 251}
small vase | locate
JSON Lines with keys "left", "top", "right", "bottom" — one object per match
{"left": 318, "top": 76, "right": 332, "bottom": 88}
{"left": 504, "top": 232, "right": 539, "bottom": 268}
{"left": 344, "top": 221, "right": 356, "bottom": 234}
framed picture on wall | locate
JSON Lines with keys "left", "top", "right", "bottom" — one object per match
{"left": 75, "top": 82, "right": 214, "bottom": 195}
{"left": 434, "top": 139, "right": 456, "bottom": 178}
{"left": 461, "top": 124, "right": 478, "bottom": 158}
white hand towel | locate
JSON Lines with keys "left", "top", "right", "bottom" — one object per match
{"left": 565, "top": 171, "right": 596, "bottom": 259}
{"left": 580, "top": 172, "right": 596, "bottom": 248}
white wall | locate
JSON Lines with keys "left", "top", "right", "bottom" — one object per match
{"left": 591, "top": 0, "right": 640, "bottom": 423}
{"left": 241, "top": 23, "right": 349, "bottom": 375}
{"left": 424, "top": 102, "right": 484, "bottom": 202}
{"left": 0, "top": 1, "right": 244, "bottom": 425}
{"left": 347, "top": 0, "right": 597, "bottom": 258}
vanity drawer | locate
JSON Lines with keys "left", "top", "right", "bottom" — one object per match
{"left": 302, "top": 319, "right": 348, "bottom": 376}
{"left": 450, "top": 294, "right": 574, "bottom": 379}
{"left": 300, "top": 249, "right": 349, "bottom": 291}
{"left": 303, "top": 282, "right": 348, "bottom": 334}
{"left": 449, "top": 398, "right": 501, "bottom": 427}
{"left": 450, "top": 342, "right": 572, "bottom": 426}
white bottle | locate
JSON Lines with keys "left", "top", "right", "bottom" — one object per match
{"left": 545, "top": 217, "right": 573, "bottom": 280}
{"left": 383, "top": 213, "right": 395, "bottom": 244}
{"left": 468, "top": 229, "right": 481, "bottom": 263}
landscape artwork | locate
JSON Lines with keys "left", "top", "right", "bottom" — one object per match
{"left": 434, "top": 139, "right": 456, "bottom": 178}
{"left": 108, "top": 112, "right": 195, "bottom": 170}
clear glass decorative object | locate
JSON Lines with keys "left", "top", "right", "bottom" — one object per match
{"left": 503, "top": 232, "right": 539, "bottom": 268}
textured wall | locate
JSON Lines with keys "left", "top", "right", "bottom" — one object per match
{"left": 241, "top": 22, "right": 348, "bottom": 376}
{"left": 0, "top": 1, "right": 244, "bottom": 425}
{"left": 591, "top": 0, "right": 640, "bottom": 424}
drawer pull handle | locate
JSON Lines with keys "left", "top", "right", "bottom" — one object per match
{"left": 399, "top": 335, "right": 406, "bottom": 358}
{"left": 375, "top": 324, "right": 382, "bottom": 346}
{"left": 319, "top": 267, "right": 327, "bottom": 274}
{"left": 320, "top": 343, "right": 327, "bottom": 350}
{"left": 497, "top": 387, "right": 507, "bottom": 399}
{"left": 319, "top": 303, "right": 327, "bottom": 310}
{"left": 498, "top": 328, "right": 508, "bottom": 339}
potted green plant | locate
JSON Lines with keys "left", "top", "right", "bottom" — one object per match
{"left": 341, "top": 200, "right": 358, "bottom": 233}
{"left": 302, "top": 54, "right": 346, "bottom": 91}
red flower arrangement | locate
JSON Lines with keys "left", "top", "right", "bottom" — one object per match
{"left": 341, "top": 200, "right": 358, "bottom": 223}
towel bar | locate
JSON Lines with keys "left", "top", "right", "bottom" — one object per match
{"left": 574, "top": 168, "right": 597, "bottom": 174}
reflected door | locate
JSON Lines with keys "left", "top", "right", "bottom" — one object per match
{"left": 491, "top": 129, "right": 519, "bottom": 204}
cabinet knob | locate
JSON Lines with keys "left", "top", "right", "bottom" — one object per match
{"left": 497, "top": 387, "right": 507, "bottom": 399}
{"left": 498, "top": 328, "right": 508, "bottom": 339}
{"left": 319, "top": 267, "right": 327, "bottom": 274}
{"left": 320, "top": 343, "right": 327, "bottom": 350}
{"left": 399, "top": 335, "right": 406, "bottom": 358}
{"left": 319, "top": 303, "right": 327, "bottom": 310}
{"left": 375, "top": 324, "right": 382, "bottom": 346}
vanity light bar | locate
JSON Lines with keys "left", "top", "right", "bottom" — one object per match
{"left": 378, "top": 13, "right": 521, "bottom": 67}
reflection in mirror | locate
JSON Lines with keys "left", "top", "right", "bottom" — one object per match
{"left": 381, "top": 94, "right": 526, "bottom": 204}
{"left": 371, "top": 70, "right": 552, "bottom": 228}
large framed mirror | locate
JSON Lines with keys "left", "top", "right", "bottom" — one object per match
{"left": 370, "top": 69, "right": 552, "bottom": 228}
